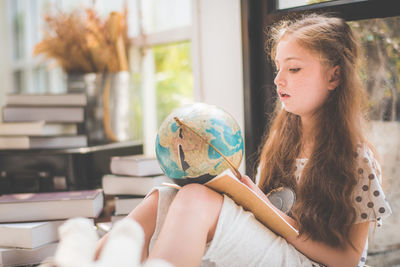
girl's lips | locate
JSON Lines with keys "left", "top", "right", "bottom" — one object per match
{"left": 278, "top": 91, "right": 291, "bottom": 100}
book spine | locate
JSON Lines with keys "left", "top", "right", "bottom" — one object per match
{"left": 3, "top": 107, "right": 84, "bottom": 123}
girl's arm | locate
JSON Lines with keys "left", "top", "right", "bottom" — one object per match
{"left": 240, "top": 175, "right": 369, "bottom": 267}
{"left": 287, "top": 222, "right": 369, "bottom": 267}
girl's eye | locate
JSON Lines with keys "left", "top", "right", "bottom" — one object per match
{"left": 289, "top": 68, "right": 300, "bottom": 73}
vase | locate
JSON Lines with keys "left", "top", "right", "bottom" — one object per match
{"left": 67, "top": 71, "right": 131, "bottom": 145}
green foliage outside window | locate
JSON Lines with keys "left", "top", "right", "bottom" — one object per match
{"left": 129, "top": 70, "right": 143, "bottom": 141}
{"left": 154, "top": 41, "right": 194, "bottom": 127}
{"left": 350, "top": 17, "right": 400, "bottom": 121}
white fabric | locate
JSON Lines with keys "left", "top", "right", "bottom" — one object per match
{"left": 147, "top": 187, "right": 320, "bottom": 267}
{"left": 202, "top": 195, "right": 319, "bottom": 267}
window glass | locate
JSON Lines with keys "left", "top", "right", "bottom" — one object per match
{"left": 10, "top": 0, "right": 25, "bottom": 61}
{"left": 57, "top": 0, "right": 92, "bottom": 13}
{"left": 154, "top": 42, "right": 193, "bottom": 126}
{"left": 126, "top": 0, "right": 140, "bottom": 37}
{"left": 349, "top": 16, "right": 400, "bottom": 252}
{"left": 349, "top": 17, "right": 400, "bottom": 121}
{"left": 92, "top": 0, "right": 126, "bottom": 17}
{"left": 141, "top": 0, "right": 192, "bottom": 33}
{"left": 277, "top": 0, "right": 335, "bottom": 10}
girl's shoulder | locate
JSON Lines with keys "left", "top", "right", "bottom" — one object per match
{"left": 353, "top": 143, "right": 392, "bottom": 225}
{"left": 355, "top": 143, "right": 382, "bottom": 182}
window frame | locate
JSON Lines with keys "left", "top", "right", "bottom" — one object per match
{"left": 241, "top": 0, "right": 400, "bottom": 176}
{"left": 129, "top": 1, "right": 196, "bottom": 155}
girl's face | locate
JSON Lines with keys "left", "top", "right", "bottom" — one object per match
{"left": 274, "top": 36, "right": 339, "bottom": 121}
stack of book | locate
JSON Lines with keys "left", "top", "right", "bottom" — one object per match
{"left": 0, "top": 189, "right": 103, "bottom": 266}
{"left": 0, "top": 93, "right": 88, "bottom": 149}
{"left": 102, "top": 155, "right": 170, "bottom": 223}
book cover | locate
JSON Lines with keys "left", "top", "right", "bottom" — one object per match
{"left": 0, "top": 121, "right": 77, "bottom": 136}
{"left": 102, "top": 174, "right": 171, "bottom": 196}
{"left": 2, "top": 106, "right": 84, "bottom": 123}
{"left": 110, "top": 154, "right": 163, "bottom": 177}
{"left": 0, "top": 242, "right": 58, "bottom": 267}
{"left": 0, "top": 220, "right": 65, "bottom": 249}
{"left": 165, "top": 169, "right": 299, "bottom": 239}
{"left": 0, "top": 135, "right": 87, "bottom": 150}
{"left": 114, "top": 196, "right": 144, "bottom": 215}
{"left": 6, "top": 93, "right": 87, "bottom": 106}
{"left": 0, "top": 189, "right": 104, "bottom": 223}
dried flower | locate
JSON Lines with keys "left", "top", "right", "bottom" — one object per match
{"left": 33, "top": 7, "right": 129, "bottom": 73}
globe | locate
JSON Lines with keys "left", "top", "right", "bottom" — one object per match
{"left": 155, "top": 102, "right": 244, "bottom": 186}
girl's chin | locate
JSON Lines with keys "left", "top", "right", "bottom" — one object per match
{"left": 282, "top": 106, "right": 302, "bottom": 117}
{"left": 282, "top": 105, "right": 295, "bottom": 114}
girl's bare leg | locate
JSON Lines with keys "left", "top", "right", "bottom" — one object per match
{"left": 95, "top": 190, "right": 159, "bottom": 261}
{"left": 148, "top": 184, "right": 223, "bottom": 267}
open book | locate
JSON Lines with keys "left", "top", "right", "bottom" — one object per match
{"left": 164, "top": 168, "right": 299, "bottom": 239}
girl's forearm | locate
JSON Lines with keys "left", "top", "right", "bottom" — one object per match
{"left": 282, "top": 213, "right": 369, "bottom": 267}
{"left": 286, "top": 232, "right": 365, "bottom": 267}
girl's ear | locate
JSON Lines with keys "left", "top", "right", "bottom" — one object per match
{"left": 328, "top": 65, "right": 341, "bottom": 90}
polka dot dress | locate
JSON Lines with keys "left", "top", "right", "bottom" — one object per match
{"left": 352, "top": 144, "right": 391, "bottom": 226}
{"left": 293, "top": 144, "right": 392, "bottom": 267}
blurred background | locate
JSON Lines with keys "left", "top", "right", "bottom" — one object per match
{"left": 0, "top": 0, "right": 244, "bottom": 155}
{"left": 0, "top": 0, "right": 399, "bottom": 265}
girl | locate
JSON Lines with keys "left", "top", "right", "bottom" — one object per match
{"left": 97, "top": 13, "right": 391, "bottom": 267}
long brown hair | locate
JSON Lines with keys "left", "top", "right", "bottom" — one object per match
{"left": 258, "top": 13, "right": 369, "bottom": 248}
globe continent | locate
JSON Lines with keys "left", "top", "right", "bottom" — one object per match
{"left": 155, "top": 102, "right": 244, "bottom": 185}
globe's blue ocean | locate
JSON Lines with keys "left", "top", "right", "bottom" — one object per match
{"left": 156, "top": 135, "right": 188, "bottom": 179}
{"left": 155, "top": 103, "right": 244, "bottom": 185}
{"left": 207, "top": 118, "right": 243, "bottom": 159}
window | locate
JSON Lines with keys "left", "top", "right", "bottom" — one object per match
{"left": 8, "top": 0, "right": 65, "bottom": 94}
{"left": 349, "top": 17, "right": 400, "bottom": 122}
{"left": 128, "top": 0, "right": 194, "bottom": 154}
{"left": 5, "top": 0, "right": 195, "bottom": 154}
{"left": 242, "top": 0, "right": 400, "bottom": 264}
{"left": 277, "top": 0, "right": 335, "bottom": 10}
{"left": 154, "top": 42, "right": 193, "bottom": 126}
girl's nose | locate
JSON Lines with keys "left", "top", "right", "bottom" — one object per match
{"left": 274, "top": 71, "right": 286, "bottom": 87}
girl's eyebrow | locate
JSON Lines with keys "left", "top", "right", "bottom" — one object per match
{"left": 283, "top": 57, "right": 302, "bottom": 62}
{"left": 274, "top": 57, "right": 302, "bottom": 65}
{"left": 285, "top": 57, "right": 302, "bottom": 61}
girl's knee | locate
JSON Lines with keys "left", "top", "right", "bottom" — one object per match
{"left": 172, "top": 184, "right": 223, "bottom": 242}
{"left": 174, "top": 183, "right": 223, "bottom": 214}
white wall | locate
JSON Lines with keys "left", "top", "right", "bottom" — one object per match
{"left": 193, "top": 0, "right": 245, "bottom": 170}
{"left": 0, "top": 0, "right": 11, "bottom": 116}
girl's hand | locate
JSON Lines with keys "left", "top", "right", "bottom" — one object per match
{"left": 239, "top": 175, "right": 270, "bottom": 203}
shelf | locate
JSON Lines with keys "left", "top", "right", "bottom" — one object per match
{"left": 0, "top": 140, "right": 143, "bottom": 155}
{"left": 0, "top": 141, "right": 144, "bottom": 194}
